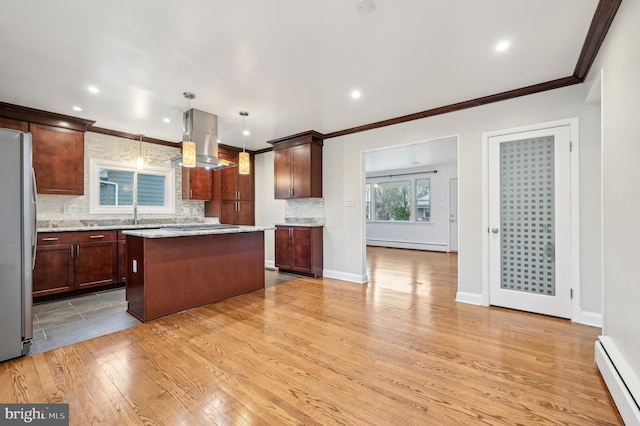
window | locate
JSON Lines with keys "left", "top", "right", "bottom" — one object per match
{"left": 90, "top": 159, "right": 175, "bottom": 214}
{"left": 415, "top": 178, "right": 431, "bottom": 221}
{"left": 365, "top": 175, "right": 432, "bottom": 222}
{"left": 375, "top": 180, "right": 411, "bottom": 221}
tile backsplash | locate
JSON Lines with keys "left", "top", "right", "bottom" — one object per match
{"left": 37, "top": 131, "right": 204, "bottom": 222}
{"left": 284, "top": 199, "right": 325, "bottom": 224}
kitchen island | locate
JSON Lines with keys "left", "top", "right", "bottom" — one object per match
{"left": 123, "top": 225, "right": 270, "bottom": 322}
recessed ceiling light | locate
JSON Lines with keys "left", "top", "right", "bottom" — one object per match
{"left": 351, "top": 90, "right": 362, "bottom": 99}
{"left": 163, "top": 117, "right": 171, "bottom": 123}
{"left": 72, "top": 106, "right": 82, "bottom": 112}
{"left": 357, "top": 0, "right": 376, "bottom": 15}
{"left": 217, "top": 139, "right": 221, "bottom": 143}
{"left": 243, "top": 130, "right": 250, "bottom": 136}
{"left": 496, "top": 41, "right": 510, "bottom": 52}
{"left": 88, "top": 86, "right": 100, "bottom": 94}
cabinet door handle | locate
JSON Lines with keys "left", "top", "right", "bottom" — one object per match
{"left": 41, "top": 237, "right": 58, "bottom": 241}
{"left": 190, "top": 189, "right": 193, "bottom": 199}
{"left": 76, "top": 245, "right": 80, "bottom": 258}
{"left": 236, "top": 190, "right": 240, "bottom": 199}
{"left": 89, "top": 235, "right": 105, "bottom": 239}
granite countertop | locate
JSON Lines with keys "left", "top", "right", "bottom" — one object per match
{"left": 275, "top": 218, "right": 325, "bottom": 227}
{"left": 275, "top": 223, "right": 324, "bottom": 227}
{"left": 123, "top": 225, "right": 273, "bottom": 239}
{"left": 37, "top": 219, "right": 220, "bottom": 233}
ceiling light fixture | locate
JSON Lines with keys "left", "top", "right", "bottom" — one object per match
{"left": 182, "top": 92, "right": 197, "bottom": 168}
{"left": 496, "top": 41, "right": 510, "bottom": 52}
{"left": 163, "top": 117, "right": 171, "bottom": 123}
{"left": 238, "top": 111, "right": 250, "bottom": 175}
{"left": 351, "top": 90, "right": 362, "bottom": 99}
{"left": 356, "top": 0, "right": 376, "bottom": 15}
{"left": 72, "top": 106, "right": 82, "bottom": 112}
{"left": 88, "top": 86, "right": 100, "bottom": 94}
{"left": 136, "top": 134, "right": 145, "bottom": 170}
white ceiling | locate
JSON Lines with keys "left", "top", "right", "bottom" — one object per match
{"left": 365, "top": 136, "right": 457, "bottom": 173}
{"left": 0, "top": 0, "right": 598, "bottom": 151}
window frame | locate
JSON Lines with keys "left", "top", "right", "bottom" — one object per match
{"left": 89, "top": 158, "right": 176, "bottom": 215}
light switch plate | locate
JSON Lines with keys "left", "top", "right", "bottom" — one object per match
{"left": 132, "top": 259, "right": 138, "bottom": 273}
{"left": 345, "top": 199, "right": 355, "bottom": 207}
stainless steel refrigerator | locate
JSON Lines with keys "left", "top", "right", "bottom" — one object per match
{"left": 0, "top": 128, "right": 36, "bottom": 362}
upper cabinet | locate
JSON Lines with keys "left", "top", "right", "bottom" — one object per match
{"left": 0, "top": 102, "right": 94, "bottom": 195}
{"left": 0, "top": 117, "right": 28, "bottom": 132}
{"left": 31, "top": 123, "right": 85, "bottom": 195}
{"left": 182, "top": 167, "right": 213, "bottom": 200}
{"left": 269, "top": 131, "right": 323, "bottom": 199}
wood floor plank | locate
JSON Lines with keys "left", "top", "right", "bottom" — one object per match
{"left": 0, "top": 247, "right": 623, "bottom": 425}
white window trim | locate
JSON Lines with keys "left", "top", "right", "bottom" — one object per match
{"left": 89, "top": 158, "right": 176, "bottom": 215}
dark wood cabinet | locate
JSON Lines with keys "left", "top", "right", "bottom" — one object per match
{"left": 0, "top": 117, "right": 28, "bottom": 131}
{"left": 34, "top": 231, "right": 118, "bottom": 297}
{"left": 33, "top": 243, "right": 74, "bottom": 296}
{"left": 31, "top": 123, "right": 85, "bottom": 195}
{"left": 182, "top": 167, "right": 213, "bottom": 200}
{"left": 221, "top": 200, "right": 255, "bottom": 226}
{"left": 75, "top": 241, "right": 118, "bottom": 289}
{"left": 270, "top": 131, "right": 323, "bottom": 199}
{"left": 275, "top": 225, "right": 323, "bottom": 278}
{"left": 205, "top": 147, "right": 255, "bottom": 225}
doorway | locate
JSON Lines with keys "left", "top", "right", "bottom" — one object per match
{"left": 483, "top": 119, "right": 578, "bottom": 319}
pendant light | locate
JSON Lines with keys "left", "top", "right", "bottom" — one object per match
{"left": 238, "top": 111, "right": 250, "bottom": 175}
{"left": 182, "top": 92, "right": 197, "bottom": 168}
{"left": 136, "top": 134, "right": 144, "bottom": 170}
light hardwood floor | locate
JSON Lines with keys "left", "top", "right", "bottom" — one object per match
{"left": 0, "top": 247, "right": 622, "bottom": 425}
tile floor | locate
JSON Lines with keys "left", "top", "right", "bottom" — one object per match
{"left": 29, "top": 269, "right": 301, "bottom": 355}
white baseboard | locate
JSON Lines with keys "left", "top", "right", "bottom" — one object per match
{"left": 572, "top": 307, "right": 603, "bottom": 327}
{"left": 455, "top": 291, "right": 483, "bottom": 306}
{"left": 366, "top": 240, "right": 447, "bottom": 252}
{"left": 595, "top": 337, "right": 640, "bottom": 425}
{"left": 264, "top": 260, "right": 277, "bottom": 270}
{"left": 323, "top": 269, "right": 368, "bottom": 284}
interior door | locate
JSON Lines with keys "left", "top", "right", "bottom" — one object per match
{"left": 488, "top": 125, "right": 572, "bottom": 318}
{"left": 449, "top": 178, "right": 458, "bottom": 252}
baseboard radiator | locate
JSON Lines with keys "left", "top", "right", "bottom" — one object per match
{"left": 595, "top": 337, "right": 640, "bottom": 425}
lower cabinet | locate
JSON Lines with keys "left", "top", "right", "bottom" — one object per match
{"left": 34, "top": 230, "right": 119, "bottom": 297}
{"left": 275, "top": 226, "right": 323, "bottom": 278}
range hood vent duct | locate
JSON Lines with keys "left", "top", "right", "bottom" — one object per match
{"left": 168, "top": 108, "right": 236, "bottom": 169}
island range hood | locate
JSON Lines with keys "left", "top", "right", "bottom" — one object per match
{"left": 168, "top": 108, "right": 237, "bottom": 169}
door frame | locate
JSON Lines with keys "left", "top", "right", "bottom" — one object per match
{"left": 448, "top": 177, "right": 458, "bottom": 252}
{"left": 481, "top": 118, "right": 580, "bottom": 320}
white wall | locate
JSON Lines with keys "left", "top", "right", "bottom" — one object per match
{"left": 255, "top": 77, "right": 602, "bottom": 313}
{"left": 254, "top": 151, "right": 285, "bottom": 267}
{"left": 366, "top": 162, "right": 458, "bottom": 251}
{"left": 585, "top": 0, "right": 640, "bottom": 418}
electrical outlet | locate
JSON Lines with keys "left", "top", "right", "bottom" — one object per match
{"left": 345, "top": 199, "right": 355, "bottom": 207}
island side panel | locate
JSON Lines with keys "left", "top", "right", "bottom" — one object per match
{"left": 142, "top": 231, "right": 265, "bottom": 322}
{"left": 125, "top": 235, "right": 146, "bottom": 321}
